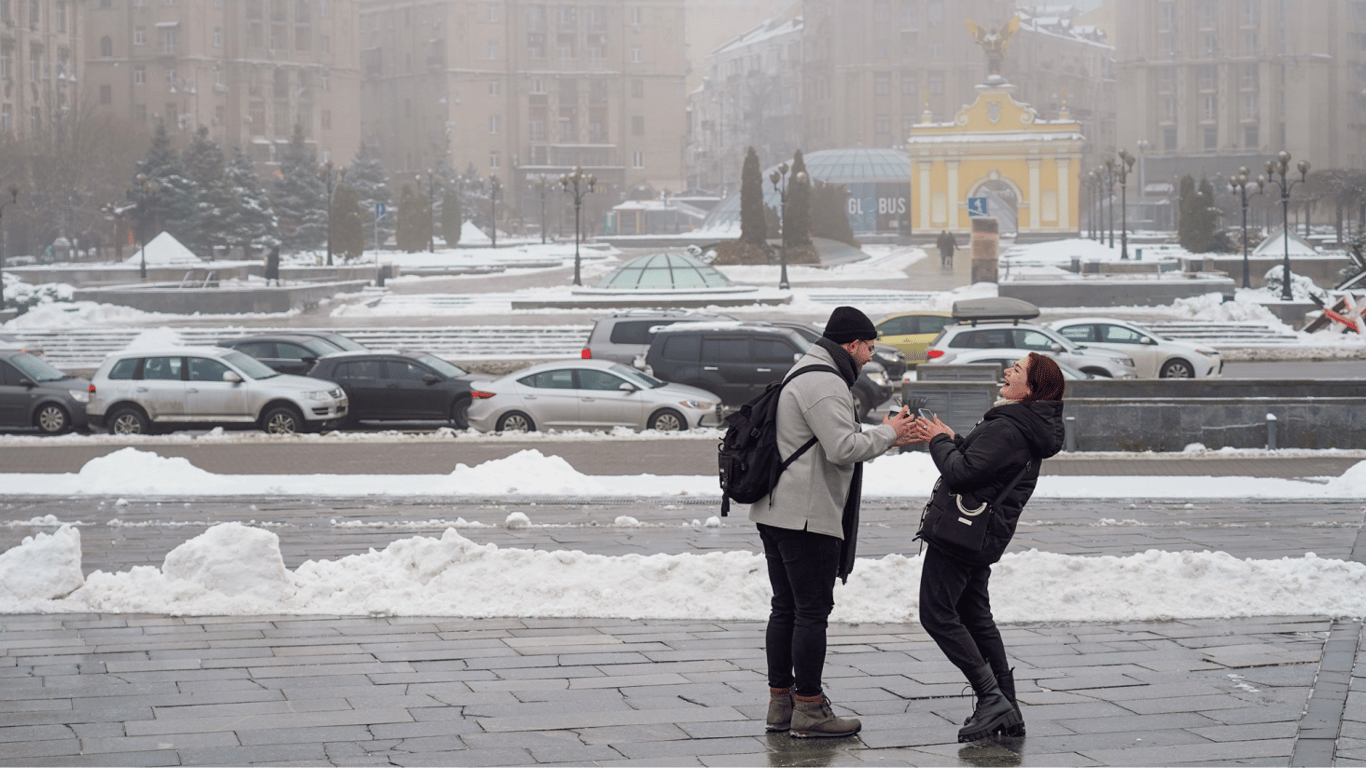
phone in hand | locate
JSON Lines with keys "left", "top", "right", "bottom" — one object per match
{"left": 917, "top": 407, "right": 936, "bottom": 422}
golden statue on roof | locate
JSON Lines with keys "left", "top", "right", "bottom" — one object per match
{"left": 966, "top": 15, "right": 1020, "bottom": 77}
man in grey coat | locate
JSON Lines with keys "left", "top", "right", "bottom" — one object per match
{"left": 750, "top": 306, "right": 916, "bottom": 738}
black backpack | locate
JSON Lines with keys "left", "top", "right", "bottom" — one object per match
{"left": 717, "top": 365, "right": 839, "bottom": 516}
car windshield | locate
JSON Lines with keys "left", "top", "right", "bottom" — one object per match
{"left": 610, "top": 363, "right": 666, "bottom": 389}
{"left": 781, "top": 324, "right": 821, "bottom": 343}
{"left": 222, "top": 350, "right": 279, "bottom": 379}
{"left": 9, "top": 353, "right": 68, "bottom": 382}
{"left": 302, "top": 339, "right": 341, "bottom": 356}
{"left": 322, "top": 334, "right": 367, "bottom": 351}
{"left": 418, "top": 355, "right": 468, "bottom": 378}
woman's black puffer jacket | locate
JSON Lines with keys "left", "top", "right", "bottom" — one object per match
{"left": 926, "top": 400, "right": 1065, "bottom": 565}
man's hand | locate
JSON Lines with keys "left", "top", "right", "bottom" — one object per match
{"left": 908, "top": 413, "right": 955, "bottom": 444}
{"left": 884, "top": 406, "right": 917, "bottom": 447}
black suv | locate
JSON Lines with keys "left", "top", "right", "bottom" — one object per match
{"left": 218, "top": 334, "right": 346, "bottom": 375}
{"left": 643, "top": 322, "right": 889, "bottom": 419}
{"left": 306, "top": 350, "right": 492, "bottom": 428}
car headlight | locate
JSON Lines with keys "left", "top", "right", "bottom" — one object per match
{"left": 303, "top": 390, "right": 338, "bottom": 401}
{"left": 679, "top": 400, "right": 713, "bottom": 410}
{"left": 70, "top": 390, "right": 90, "bottom": 403}
{"left": 866, "top": 371, "right": 888, "bottom": 387}
{"left": 1113, "top": 357, "right": 1135, "bottom": 367}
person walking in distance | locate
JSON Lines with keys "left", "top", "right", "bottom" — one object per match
{"left": 937, "top": 230, "right": 958, "bottom": 268}
{"left": 751, "top": 306, "right": 917, "bottom": 738}
{"left": 908, "top": 352, "right": 1065, "bottom": 742}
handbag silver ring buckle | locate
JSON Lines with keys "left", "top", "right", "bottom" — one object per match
{"left": 954, "top": 495, "right": 987, "bottom": 517}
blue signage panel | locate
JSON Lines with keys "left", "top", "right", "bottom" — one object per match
{"left": 375, "top": 202, "right": 387, "bottom": 221}
{"left": 967, "top": 197, "right": 989, "bottom": 217}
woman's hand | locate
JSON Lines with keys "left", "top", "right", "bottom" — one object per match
{"left": 907, "top": 414, "right": 955, "bottom": 444}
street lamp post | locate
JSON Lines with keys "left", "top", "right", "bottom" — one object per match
{"left": 559, "top": 166, "right": 596, "bottom": 287}
{"left": 1229, "top": 167, "right": 1264, "bottom": 289}
{"left": 427, "top": 170, "right": 441, "bottom": 253}
{"left": 488, "top": 174, "right": 500, "bottom": 249}
{"left": 1101, "top": 161, "right": 1116, "bottom": 249}
{"left": 1263, "top": 150, "right": 1311, "bottom": 301}
{"left": 1135, "top": 139, "right": 1150, "bottom": 229}
{"left": 0, "top": 186, "right": 18, "bottom": 313}
{"left": 768, "top": 162, "right": 794, "bottom": 290}
{"left": 131, "top": 173, "right": 160, "bottom": 279}
{"left": 535, "top": 175, "right": 549, "bottom": 244}
{"left": 1086, "top": 171, "right": 1098, "bottom": 240}
{"left": 321, "top": 161, "right": 336, "bottom": 266}
{"left": 1116, "top": 149, "right": 1136, "bottom": 259}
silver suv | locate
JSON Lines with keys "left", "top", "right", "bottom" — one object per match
{"left": 583, "top": 310, "right": 733, "bottom": 366}
{"left": 88, "top": 346, "right": 348, "bottom": 435}
{"left": 926, "top": 322, "right": 1138, "bottom": 378}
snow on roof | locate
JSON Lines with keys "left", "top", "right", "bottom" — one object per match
{"left": 1252, "top": 226, "right": 1319, "bottom": 258}
{"left": 122, "top": 231, "right": 205, "bottom": 265}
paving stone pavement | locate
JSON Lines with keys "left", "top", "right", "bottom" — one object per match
{"left": 0, "top": 489, "right": 1362, "bottom": 767}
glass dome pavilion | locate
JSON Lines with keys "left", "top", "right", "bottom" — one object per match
{"left": 578, "top": 251, "right": 755, "bottom": 294}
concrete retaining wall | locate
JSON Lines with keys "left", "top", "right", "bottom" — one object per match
{"left": 72, "top": 280, "right": 369, "bottom": 314}
{"left": 11, "top": 263, "right": 386, "bottom": 287}
{"left": 999, "top": 274, "right": 1237, "bottom": 307}
{"left": 1182, "top": 255, "right": 1353, "bottom": 290}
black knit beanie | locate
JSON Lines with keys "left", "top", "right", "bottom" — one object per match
{"left": 822, "top": 306, "right": 878, "bottom": 344}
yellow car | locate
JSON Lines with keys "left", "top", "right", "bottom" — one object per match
{"left": 875, "top": 311, "right": 954, "bottom": 362}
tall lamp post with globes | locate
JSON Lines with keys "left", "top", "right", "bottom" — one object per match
{"left": 1100, "top": 161, "right": 1116, "bottom": 249}
{"left": 768, "top": 162, "right": 797, "bottom": 290}
{"left": 320, "top": 161, "right": 342, "bottom": 266}
{"left": 1086, "top": 171, "right": 1099, "bottom": 240}
{"left": 1116, "top": 149, "right": 1136, "bottom": 259}
{"left": 426, "top": 169, "right": 441, "bottom": 253}
{"left": 1229, "top": 167, "right": 1264, "bottom": 289}
{"left": 487, "top": 174, "right": 500, "bottom": 249}
{"left": 131, "top": 173, "right": 160, "bottom": 279}
{"left": 1263, "top": 150, "right": 1311, "bottom": 301}
{"left": 560, "top": 166, "right": 596, "bottom": 287}
{"left": 0, "top": 186, "right": 18, "bottom": 312}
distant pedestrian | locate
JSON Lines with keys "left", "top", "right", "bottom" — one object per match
{"left": 264, "top": 246, "right": 281, "bottom": 286}
{"left": 937, "top": 230, "right": 958, "bottom": 267}
{"left": 908, "top": 352, "right": 1065, "bottom": 742}
{"left": 751, "top": 306, "right": 917, "bottom": 738}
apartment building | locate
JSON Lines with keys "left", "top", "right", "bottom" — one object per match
{"left": 358, "top": 0, "right": 687, "bottom": 229}
{"left": 83, "top": 0, "right": 361, "bottom": 168}
{"left": 2, "top": 0, "right": 81, "bottom": 142}
{"left": 1114, "top": 0, "right": 1362, "bottom": 186}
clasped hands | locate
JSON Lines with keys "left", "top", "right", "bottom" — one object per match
{"left": 883, "top": 406, "right": 955, "bottom": 447}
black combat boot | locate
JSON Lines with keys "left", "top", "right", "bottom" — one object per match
{"left": 957, "top": 664, "right": 1021, "bottom": 743}
{"left": 996, "top": 668, "right": 1025, "bottom": 737}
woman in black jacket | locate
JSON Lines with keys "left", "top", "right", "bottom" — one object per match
{"left": 908, "top": 352, "right": 1066, "bottom": 743}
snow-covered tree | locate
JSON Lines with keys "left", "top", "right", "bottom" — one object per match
{"left": 785, "top": 150, "right": 813, "bottom": 248}
{"left": 271, "top": 124, "right": 328, "bottom": 253}
{"left": 739, "top": 147, "right": 767, "bottom": 246}
{"left": 132, "top": 123, "right": 195, "bottom": 248}
{"left": 346, "top": 144, "right": 393, "bottom": 250}
{"left": 222, "top": 147, "right": 279, "bottom": 258}
{"left": 330, "top": 183, "right": 366, "bottom": 260}
{"left": 395, "top": 184, "right": 431, "bottom": 252}
{"left": 441, "top": 187, "right": 462, "bottom": 246}
{"left": 180, "top": 126, "right": 233, "bottom": 259}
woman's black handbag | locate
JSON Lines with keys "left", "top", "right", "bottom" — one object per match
{"left": 916, "top": 461, "right": 1030, "bottom": 557}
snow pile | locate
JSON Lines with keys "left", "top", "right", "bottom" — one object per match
{"left": 122, "top": 232, "right": 204, "bottom": 265}
{"left": 461, "top": 220, "right": 491, "bottom": 244}
{"left": 3, "top": 523, "right": 1364, "bottom": 621}
{"left": 123, "top": 326, "right": 185, "bottom": 350}
{"left": 0, "top": 526, "right": 83, "bottom": 601}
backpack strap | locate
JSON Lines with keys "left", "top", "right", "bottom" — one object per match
{"left": 774, "top": 364, "right": 841, "bottom": 470}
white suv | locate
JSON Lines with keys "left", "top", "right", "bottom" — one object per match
{"left": 88, "top": 346, "right": 348, "bottom": 435}
{"left": 926, "top": 322, "right": 1138, "bottom": 378}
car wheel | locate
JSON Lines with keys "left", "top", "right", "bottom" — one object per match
{"left": 1080, "top": 368, "right": 1113, "bottom": 378}
{"left": 647, "top": 408, "right": 686, "bottom": 432}
{"left": 1159, "top": 358, "right": 1195, "bottom": 378}
{"left": 496, "top": 411, "right": 535, "bottom": 432}
{"left": 450, "top": 397, "right": 471, "bottom": 429}
{"left": 35, "top": 404, "right": 71, "bottom": 435}
{"left": 261, "top": 405, "right": 305, "bottom": 435}
{"left": 108, "top": 406, "right": 150, "bottom": 435}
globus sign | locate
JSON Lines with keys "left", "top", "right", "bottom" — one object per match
{"left": 844, "top": 182, "right": 910, "bottom": 234}
{"left": 845, "top": 197, "right": 909, "bottom": 215}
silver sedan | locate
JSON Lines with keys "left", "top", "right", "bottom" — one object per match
{"left": 467, "top": 359, "right": 722, "bottom": 432}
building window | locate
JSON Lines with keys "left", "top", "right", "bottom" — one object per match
{"left": 1244, "top": 124, "right": 1258, "bottom": 147}
{"left": 162, "top": 28, "right": 177, "bottom": 53}
{"left": 486, "top": 41, "right": 498, "bottom": 59}
{"left": 214, "top": 27, "right": 222, "bottom": 46}
{"left": 1163, "top": 96, "right": 1176, "bottom": 122}
{"left": 1199, "top": 1, "right": 1218, "bottom": 29}
{"left": 875, "top": 40, "right": 889, "bottom": 59}
{"left": 1203, "top": 94, "right": 1217, "bottom": 120}
{"left": 486, "top": 3, "right": 498, "bottom": 22}
{"left": 1243, "top": 92, "right": 1257, "bottom": 119}
{"left": 875, "top": 114, "right": 890, "bottom": 134}
{"left": 490, "top": 151, "right": 500, "bottom": 169}
{"left": 529, "top": 116, "right": 544, "bottom": 140}
{"left": 1242, "top": 0, "right": 1260, "bottom": 26}
{"left": 873, "top": 1, "right": 889, "bottom": 22}
{"left": 1199, "top": 65, "right": 1217, "bottom": 92}
{"left": 489, "top": 79, "right": 500, "bottom": 96}
{"left": 875, "top": 72, "right": 890, "bottom": 95}
{"left": 99, "top": 84, "right": 111, "bottom": 104}
{"left": 56, "top": 0, "right": 65, "bottom": 32}
{"left": 631, "top": 46, "right": 642, "bottom": 63}
{"left": 901, "top": 0, "right": 916, "bottom": 27}
{"left": 629, "top": 6, "right": 642, "bottom": 24}
{"left": 1161, "top": 34, "right": 1176, "bottom": 56}
{"left": 1, "top": 104, "right": 9, "bottom": 133}
{"left": 928, "top": 72, "right": 943, "bottom": 94}
{"left": 1242, "top": 63, "right": 1258, "bottom": 89}
{"left": 1160, "top": 4, "right": 1177, "bottom": 32}
{"left": 489, "top": 115, "right": 500, "bottom": 134}
{"left": 631, "top": 79, "right": 643, "bottom": 98}
{"left": 1203, "top": 34, "right": 1218, "bottom": 54}
{"left": 134, "top": 27, "right": 146, "bottom": 46}
{"left": 1158, "top": 70, "right": 1174, "bottom": 93}
{"left": 528, "top": 33, "right": 545, "bottom": 58}
{"left": 532, "top": 78, "right": 546, "bottom": 93}
{"left": 1204, "top": 126, "right": 1217, "bottom": 149}
{"left": 321, "top": 109, "right": 330, "bottom": 130}
{"left": 632, "top": 115, "right": 643, "bottom": 135}
{"left": 901, "top": 74, "right": 917, "bottom": 95}
{"left": 100, "top": 36, "right": 113, "bottom": 57}
{"left": 1163, "top": 126, "right": 1177, "bottom": 150}
{"left": 632, "top": 150, "right": 644, "bottom": 168}
{"left": 134, "top": 66, "right": 146, "bottom": 84}
{"left": 927, "top": 0, "right": 942, "bottom": 23}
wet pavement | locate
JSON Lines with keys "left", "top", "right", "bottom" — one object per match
{"left": 0, "top": 470, "right": 1363, "bottom": 766}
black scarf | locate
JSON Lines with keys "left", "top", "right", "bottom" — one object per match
{"left": 814, "top": 335, "right": 863, "bottom": 583}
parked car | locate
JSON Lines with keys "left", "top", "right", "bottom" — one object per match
{"left": 643, "top": 321, "right": 891, "bottom": 419}
{"left": 306, "top": 350, "right": 491, "bottom": 429}
{"left": 0, "top": 350, "right": 89, "bottom": 434}
{"left": 87, "top": 346, "right": 348, "bottom": 435}
{"left": 769, "top": 320, "right": 908, "bottom": 381}
{"left": 922, "top": 349, "right": 1095, "bottom": 380}
{"left": 217, "top": 334, "right": 347, "bottom": 375}
{"left": 1047, "top": 318, "right": 1222, "bottom": 378}
{"left": 0, "top": 333, "right": 44, "bottom": 358}
{"left": 926, "top": 321, "right": 1137, "bottom": 378}
{"left": 467, "top": 359, "right": 720, "bottom": 433}
{"left": 582, "top": 310, "right": 733, "bottom": 365}
{"left": 873, "top": 311, "right": 954, "bottom": 362}
{"left": 285, "top": 330, "right": 369, "bottom": 352}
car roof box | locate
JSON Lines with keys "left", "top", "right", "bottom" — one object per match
{"left": 951, "top": 297, "right": 1040, "bottom": 325}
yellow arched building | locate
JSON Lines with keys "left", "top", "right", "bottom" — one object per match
{"left": 907, "top": 78, "right": 1084, "bottom": 236}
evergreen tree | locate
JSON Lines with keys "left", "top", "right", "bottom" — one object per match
{"left": 1176, "top": 174, "right": 1198, "bottom": 251}
{"left": 1197, "top": 176, "right": 1220, "bottom": 252}
{"left": 271, "top": 124, "right": 328, "bottom": 253}
{"left": 811, "top": 181, "right": 859, "bottom": 246}
{"left": 785, "top": 150, "right": 813, "bottom": 247}
{"left": 330, "top": 183, "right": 366, "bottom": 260}
{"left": 1179, "top": 175, "right": 1219, "bottom": 253}
{"left": 347, "top": 143, "right": 393, "bottom": 249}
{"left": 222, "top": 147, "right": 280, "bottom": 258}
{"left": 180, "top": 126, "right": 232, "bottom": 259}
{"left": 739, "top": 146, "right": 767, "bottom": 245}
{"left": 441, "top": 187, "right": 462, "bottom": 246}
{"left": 132, "top": 122, "right": 195, "bottom": 249}
{"left": 395, "top": 184, "right": 430, "bottom": 252}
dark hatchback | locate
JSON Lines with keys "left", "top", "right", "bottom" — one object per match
{"left": 0, "top": 350, "right": 90, "bottom": 434}
{"left": 306, "top": 350, "right": 492, "bottom": 428}
{"left": 218, "top": 334, "right": 346, "bottom": 375}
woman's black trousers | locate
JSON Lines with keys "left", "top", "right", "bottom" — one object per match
{"left": 918, "top": 543, "right": 1010, "bottom": 678}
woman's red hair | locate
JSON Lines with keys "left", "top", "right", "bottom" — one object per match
{"left": 1022, "top": 352, "right": 1066, "bottom": 402}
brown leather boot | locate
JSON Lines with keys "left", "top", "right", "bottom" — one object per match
{"left": 765, "top": 687, "right": 793, "bottom": 732}
{"left": 790, "top": 693, "right": 861, "bottom": 738}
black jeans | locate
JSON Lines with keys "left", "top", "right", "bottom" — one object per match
{"left": 918, "top": 543, "right": 1010, "bottom": 679}
{"left": 758, "top": 523, "right": 841, "bottom": 697}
